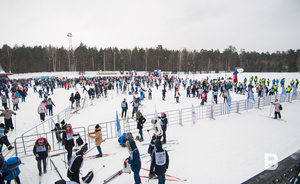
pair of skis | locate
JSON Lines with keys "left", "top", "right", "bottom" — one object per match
{"left": 140, "top": 168, "right": 187, "bottom": 182}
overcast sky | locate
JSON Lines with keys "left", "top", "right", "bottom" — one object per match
{"left": 0, "top": 0, "right": 299, "bottom": 52}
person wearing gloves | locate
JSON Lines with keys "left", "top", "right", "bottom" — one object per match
{"left": 33, "top": 137, "right": 51, "bottom": 176}
{"left": 136, "top": 111, "right": 146, "bottom": 142}
{"left": 125, "top": 140, "right": 141, "bottom": 184}
{"left": 87, "top": 124, "right": 103, "bottom": 157}
{"left": 148, "top": 119, "right": 163, "bottom": 141}
{"left": 149, "top": 140, "right": 169, "bottom": 184}
{"left": 67, "top": 143, "right": 88, "bottom": 184}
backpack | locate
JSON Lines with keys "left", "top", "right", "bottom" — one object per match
{"left": 82, "top": 170, "right": 94, "bottom": 183}
{"left": 76, "top": 135, "right": 84, "bottom": 146}
{"left": 279, "top": 104, "right": 283, "bottom": 110}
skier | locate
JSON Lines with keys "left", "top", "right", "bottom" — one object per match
{"left": 0, "top": 123, "right": 14, "bottom": 151}
{"left": 162, "top": 88, "right": 166, "bottom": 101}
{"left": 0, "top": 107, "right": 16, "bottom": 132}
{"left": 159, "top": 112, "right": 168, "bottom": 144}
{"left": 213, "top": 90, "right": 218, "bottom": 104}
{"left": 125, "top": 140, "right": 141, "bottom": 184}
{"left": 175, "top": 89, "right": 180, "bottom": 103}
{"left": 148, "top": 88, "right": 152, "bottom": 100}
{"left": 87, "top": 124, "right": 103, "bottom": 157}
{"left": 67, "top": 143, "right": 88, "bottom": 183}
{"left": 201, "top": 91, "right": 206, "bottom": 105}
{"left": 51, "top": 123, "right": 62, "bottom": 143}
{"left": 148, "top": 119, "right": 163, "bottom": 141}
{"left": 46, "top": 98, "right": 56, "bottom": 116}
{"left": 149, "top": 140, "right": 169, "bottom": 184}
{"left": 2, "top": 156, "right": 22, "bottom": 184}
{"left": 1, "top": 94, "right": 8, "bottom": 109}
{"left": 33, "top": 137, "right": 51, "bottom": 176}
{"left": 74, "top": 92, "right": 81, "bottom": 109}
{"left": 69, "top": 93, "right": 75, "bottom": 109}
{"left": 121, "top": 98, "right": 128, "bottom": 119}
{"left": 131, "top": 98, "right": 139, "bottom": 118}
{"left": 37, "top": 101, "right": 47, "bottom": 121}
{"left": 12, "top": 96, "right": 19, "bottom": 111}
{"left": 62, "top": 124, "right": 77, "bottom": 163}
{"left": 136, "top": 111, "right": 146, "bottom": 142}
{"left": 271, "top": 99, "right": 282, "bottom": 119}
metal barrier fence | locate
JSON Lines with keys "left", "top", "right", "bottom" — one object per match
{"left": 9, "top": 91, "right": 300, "bottom": 158}
{"left": 14, "top": 127, "right": 87, "bottom": 158}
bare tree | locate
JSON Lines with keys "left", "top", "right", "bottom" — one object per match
{"left": 46, "top": 45, "right": 57, "bottom": 72}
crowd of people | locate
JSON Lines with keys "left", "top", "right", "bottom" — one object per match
{"left": 0, "top": 73, "right": 298, "bottom": 184}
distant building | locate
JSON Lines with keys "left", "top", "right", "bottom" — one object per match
{"left": 0, "top": 66, "right": 12, "bottom": 78}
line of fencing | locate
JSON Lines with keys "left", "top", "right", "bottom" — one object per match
{"left": 8, "top": 91, "right": 300, "bottom": 158}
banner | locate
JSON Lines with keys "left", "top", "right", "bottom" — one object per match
{"left": 116, "top": 111, "right": 121, "bottom": 137}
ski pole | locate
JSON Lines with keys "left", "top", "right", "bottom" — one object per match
{"left": 147, "top": 129, "right": 151, "bottom": 139}
{"left": 50, "top": 159, "right": 63, "bottom": 180}
{"left": 85, "top": 146, "right": 97, "bottom": 155}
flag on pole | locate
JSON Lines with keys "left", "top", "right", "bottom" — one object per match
{"left": 281, "top": 86, "right": 287, "bottom": 98}
{"left": 248, "top": 89, "right": 256, "bottom": 104}
{"left": 192, "top": 105, "right": 196, "bottom": 124}
{"left": 227, "top": 90, "right": 232, "bottom": 109}
{"left": 116, "top": 111, "right": 121, "bottom": 137}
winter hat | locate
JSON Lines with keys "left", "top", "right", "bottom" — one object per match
{"left": 124, "top": 98, "right": 126, "bottom": 101}
{"left": 0, "top": 123, "right": 4, "bottom": 128}
{"left": 95, "top": 124, "right": 101, "bottom": 129}
{"left": 66, "top": 124, "right": 72, "bottom": 128}
{"left": 275, "top": 99, "right": 279, "bottom": 102}
{"left": 38, "top": 138, "right": 44, "bottom": 144}
{"left": 77, "top": 143, "right": 88, "bottom": 155}
{"left": 61, "top": 120, "right": 66, "bottom": 127}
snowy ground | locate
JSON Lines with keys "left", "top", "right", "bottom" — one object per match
{"left": 4, "top": 72, "right": 300, "bottom": 184}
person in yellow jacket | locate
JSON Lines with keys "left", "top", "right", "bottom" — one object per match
{"left": 88, "top": 124, "right": 103, "bottom": 157}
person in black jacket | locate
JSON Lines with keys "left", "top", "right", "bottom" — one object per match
{"left": 69, "top": 93, "right": 75, "bottom": 109}
{"left": 33, "top": 137, "right": 51, "bottom": 176}
{"left": 136, "top": 111, "right": 146, "bottom": 142}
{"left": 159, "top": 113, "right": 168, "bottom": 144}
{"left": 121, "top": 98, "right": 128, "bottom": 118}
{"left": 67, "top": 143, "right": 88, "bottom": 183}
{"left": 51, "top": 123, "right": 62, "bottom": 143}
{"left": 62, "top": 124, "right": 77, "bottom": 164}
{"left": 150, "top": 140, "right": 169, "bottom": 184}
{"left": 74, "top": 92, "right": 81, "bottom": 109}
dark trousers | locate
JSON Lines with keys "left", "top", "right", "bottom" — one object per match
{"left": 0, "top": 136, "right": 10, "bottom": 152}
{"left": 4, "top": 118, "right": 14, "bottom": 131}
{"left": 66, "top": 147, "right": 73, "bottom": 163}
{"left": 214, "top": 95, "right": 218, "bottom": 104}
{"left": 48, "top": 106, "right": 53, "bottom": 116}
{"left": 6, "top": 176, "right": 20, "bottom": 184}
{"left": 121, "top": 109, "right": 127, "bottom": 118}
{"left": 162, "top": 126, "right": 167, "bottom": 143}
{"left": 97, "top": 146, "right": 103, "bottom": 155}
{"left": 13, "top": 104, "right": 18, "bottom": 111}
{"left": 40, "top": 113, "right": 45, "bottom": 121}
{"left": 67, "top": 170, "right": 80, "bottom": 183}
{"left": 133, "top": 170, "right": 141, "bottom": 184}
{"left": 37, "top": 158, "right": 47, "bottom": 174}
{"left": 275, "top": 112, "right": 281, "bottom": 119}
{"left": 139, "top": 129, "right": 143, "bottom": 140}
{"left": 158, "top": 174, "right": 166, "bottom": 184}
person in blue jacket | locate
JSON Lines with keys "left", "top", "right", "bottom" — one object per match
{"left": 2, "top": 156, "right": 21, "bottom": 184}
{"left": 118, "top": 133, "right": 127, "bottom": 147}
{"left": 125, "top": 140, "right": 141, "bottom": 184}
{"left": 150, "top": 140, "right": 169, "bottom": 184}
